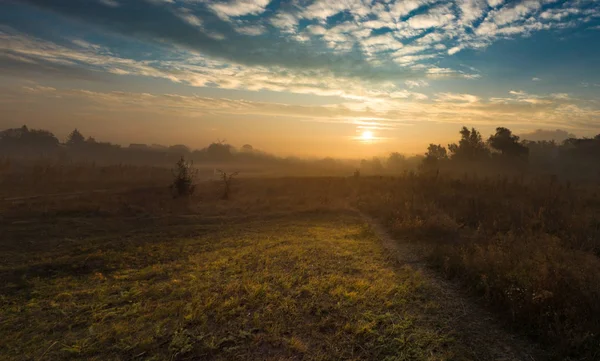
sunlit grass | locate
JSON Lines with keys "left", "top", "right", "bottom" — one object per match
{"left": 1, "top": 212, "right": 457, "bottom": 360}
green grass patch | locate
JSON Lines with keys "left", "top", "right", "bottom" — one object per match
{"left": 1, "top": 212, "right": 456, "bottom": 360}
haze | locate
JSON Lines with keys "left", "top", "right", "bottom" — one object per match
{"left": 1, "top": 0, "right": 599, "bottom": 157}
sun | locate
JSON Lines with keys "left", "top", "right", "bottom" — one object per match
{"left": 360, "top": 130, "right": 374, "bottom": 141}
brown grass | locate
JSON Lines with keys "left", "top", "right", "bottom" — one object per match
{"left": 3, "top": 161, "right": 600, "bottom": 360}
{"left": 357, "top": 174, "right": 600, "bottom": 359}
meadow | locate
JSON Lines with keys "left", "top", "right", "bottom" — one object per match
{"left": 357, "top": 173, "right": 600, "bottom": 359}
{"left": 1, "top": 162, "right": 599, "bottom": 360}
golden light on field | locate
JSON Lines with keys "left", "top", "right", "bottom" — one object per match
{"left": 360, "top": 130, "right": 374, "bottom": 141}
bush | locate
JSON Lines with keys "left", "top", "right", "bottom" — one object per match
{"left": 170, "top": 157, "right": 196, "bottom": 198}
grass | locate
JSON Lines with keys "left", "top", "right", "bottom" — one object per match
{"left": 5, "top": 169, "right": 600, "bottom": 360}
{"left": 0, "top": 209, "right": 458, "bottom": 361}
{"left": 356, "top": 173, "right": 600, "bottom": 359}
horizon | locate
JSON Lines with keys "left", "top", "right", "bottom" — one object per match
{"left": 0, "top": 123, "right": 583, "bottom": 160}
{"left": 1, "top": 0, "right": 599, "bottom": 157}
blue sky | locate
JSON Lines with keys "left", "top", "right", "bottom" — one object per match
{"left": 1, "top": 0, "right": 599, "bottom": 156}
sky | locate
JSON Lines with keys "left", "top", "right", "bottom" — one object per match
{"left": 1, "top": 0, "right": 599, "bottom": 157}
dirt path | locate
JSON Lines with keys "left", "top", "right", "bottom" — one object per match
{"left": 359, "top": 212, "right": 548, "bottom": 361}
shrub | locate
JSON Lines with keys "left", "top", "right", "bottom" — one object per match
{"left": 170, "top": 157, "right": 197, "bottom": 198}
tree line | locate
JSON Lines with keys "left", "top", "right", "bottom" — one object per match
{"left": 420, "top": 126, "right": 600, "bottom": 180}
{"left": 0, "top": 125, "right": 278, "bottom": 165}
{"left": 1, "top": 124, "right": 599, "bottom": 179}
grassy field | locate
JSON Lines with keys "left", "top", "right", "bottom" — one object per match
{"left": 1, "top": 192, "right": 461, "bottom": 361}
{"left": 3, "top": 170, "right": 600, "bottom": 360}
{"left": 357, "top": 174, "right": 600, "bottom": 359}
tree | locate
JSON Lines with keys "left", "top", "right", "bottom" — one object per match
{"left": 0, "top": 125, "right": 59, "bottom": 155}
{"left": 216, "top": 169, "right": 239, "bottom": 200}
{"left": 488, "top": 127, "right": 528, "bottom": 158}
{"left": 241, "top": 144, "right": 254, "bottom": 152}
{"left": 387, "top": 152, "right": 406, "bottom": 172}
{"left": 425, "top": 144, "right": 448, "bottom": 161}
{"left": 448, "top": 127, "right": 489, "bottom": 161}
{"left": 66, "top": 129, "right": 85, "bottom": 147}
{"left": 360, "top": 157, "right": 384, "bottom": 174}
{"left": 170, "top": 157, "right": 197, "bottom": 198}
{"left": 421, "top": 144, "right": 447, "bottom": 170}
{"left": 168, "top": 144, "right": 191, "bottom": 156}
{"left": 206, "top": 140, "right": 232, "bottom": 160}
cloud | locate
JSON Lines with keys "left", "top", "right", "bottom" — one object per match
{"left": 19, "top": 0, "right": 409, "bottom": 82}
{"left": 302, "top": 0, "right": 371, "bottom": 21}
{"left": 436, "top": 92, "right": 480, "bottom": 103}
{"left": 98, "top": 0, "right": 119, "bottom": 8}
{"left": 448, "top": 46, "right": 462, "bottom": 55}
{"left": 490, "top": 1, "right": 542, "bottom": 27}
{"left": 269, "top": 11, "right": 299, "bottom": 33}
{"left": 0, "top": 30, "right": 435, "bottom": 108}
{"left": 17, "top": 0, "right": 598, "bottom": 85}
{"left": 532, "top": 77, "right": 541, "bottom": 81}
{"left": 406, "top": 4, "right": 455, "bottom": 29}
{"left": 389, "top": 0, "right": 437, "bottom": 19}
{"left": 6, "top": 83, "right": 600, "bottom": 134}
{"left": 405, "top": 80, "right": 429, "bottom": 88}
{"left": 175, "top": 8, "right": 203, "bottom": 27}
{"left": 208, "top": 0, "right": 271, "bottom": 20}
{"left": 234, "top": 25, "right": 267, "bottom": 36}
{"left": 457, "top": 0, "right": 487, "bottom": 25}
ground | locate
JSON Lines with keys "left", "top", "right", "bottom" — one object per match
{"left": 0, "top": 179, "right": 546, "bottom": 360}
{"left": 2, "top": 207, "right": 462, "bottom": 361}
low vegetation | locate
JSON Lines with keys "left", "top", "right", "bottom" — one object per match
{"left": 357, "top": 173, "right": 600, "bottom": 359}
{"left": 1, "top": 205, "right": 460, "bottom": 360}
{"left": 170, "top": 157, "right": 197, "bottom": 198}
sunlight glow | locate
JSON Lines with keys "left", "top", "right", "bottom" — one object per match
{"left": 361, "top": 130, "right": 374, "bottom": 141}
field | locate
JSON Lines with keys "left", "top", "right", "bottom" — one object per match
{"left": 1, "top": 167, "right": 599, "bottom": 360}
{"left": 1, "top": 180, "right": 464, "bottom": 361}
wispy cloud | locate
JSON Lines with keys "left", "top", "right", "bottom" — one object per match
{"left": 17, "top": 0, "right": 599, "bottom": 82}
{"left": 208, "top": 0, "right": 271, "bottom": 20}
{"left": 10, "top": 84, "right": 599, "bottom": 132}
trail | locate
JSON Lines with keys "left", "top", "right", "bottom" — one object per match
{"left": 359, "top": 212, "right": 547, "bottom": 361}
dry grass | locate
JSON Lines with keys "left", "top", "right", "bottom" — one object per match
{"left": 356, "top": 174, "right": 600, "bottom": 360}
{"left": 3, "top": 163, "right": 600, "bottom": 360}
{"left": 0, "top": 161, "right": 173, "bottom": 197}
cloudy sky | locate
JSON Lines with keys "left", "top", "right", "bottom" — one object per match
{"left": 1, "top": 0, "right": 599, "bottom": 157}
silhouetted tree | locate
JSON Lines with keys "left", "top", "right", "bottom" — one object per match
{"left": 421, "top": 144, "right": 448, "bottom": 170}
{"left": 168, "top": 144, "right": 191, "bottom": 156}
{"left": 488, "top": 127, "right": 528, "bottom": 158}
{"left": 207, "top": 140, "right": 233, "bottom": 161}
{"left": 66, "top": 129, "right": 85, "bottom": 147}
{"left": 448, "top": 127, "right": 489, "bottom": 161}
{"left": 170, "top": 156, "right": 196, "bottom": 198}
{"left": 425, "top": 144, "right": 448, "bottom": 161}
{"left": 217, "top": 169, "right": 239, "bottom": 200}
{"left": 387, "top": 152, "right": 406, "bottom": 172}
{"left": 360, "top": 157, "right": 384, "bottom": 174}
{"left": 0, "top": 125, "right": 59, "bottom": 156}
{"left": 241, "top": 144, "right": 254, "bottom": 152}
